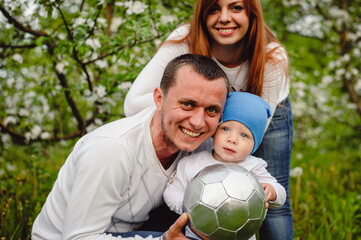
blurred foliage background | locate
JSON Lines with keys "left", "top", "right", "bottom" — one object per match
{"left": 0, "top": 0, "right": 360, "bottom": 239}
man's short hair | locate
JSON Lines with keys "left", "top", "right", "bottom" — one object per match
{"left": 160, "top": 54, "right": 230, "bottom": 95}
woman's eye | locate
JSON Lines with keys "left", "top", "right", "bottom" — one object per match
{"left": 209, "top": 6, "right": 220, "bottom": 14}
{"left": 232, "top": 5, "right": 244, "bottom": 11}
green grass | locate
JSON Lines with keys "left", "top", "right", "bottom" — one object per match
{"left": 1, "top": 138, "right": 360, "bottom": 240}
{"left": 290, "top": 143, "right": 361, "bottom": 239}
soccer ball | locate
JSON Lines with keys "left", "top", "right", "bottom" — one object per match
{"left": 182, "top": 163, "right": 266, "bottom": 240}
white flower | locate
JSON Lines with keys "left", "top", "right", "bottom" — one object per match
{"left": 56, "top": 61, "right": 69, "bottom": 73}
{"left": 97, "top": 18, "right": 107, "bottom": 26}
{"left": 97, "top": 0, "right": 106, "bottom": 5}
{"left": 40, "top": 132, "right": 51, "bottom": 139}
{"left": 86, "top": 123, "right": 98, "bottom": 133}
{"left": 6, "top": 77, "right": 15, "bottom": 87}
{"left": 321, "top": 75, "right": 333, "bottom": 85}
{"left": 86, "top": 38, "right": 101, "bottom": 50}
{"left": 110, "top": 17, "right": 124, "bottom": 32}
{"left": 336, "top": 68, "right": 345, "bottom": 77}
{"left": 73, "top": 17, "right": 86, "bottom": 27}
{"left": 6, "top": 163, "right": 17, "bottom": 171}
{"left": 0, "top": 69, "right": 7, "bottom": 78}
{"left": 12, "top": 53, "right": 24, "bottom": 63}
{"left": 4, "top": 116, "right": 17, "bottom": 126}
{"left": 329, "top": 7, "right": 350, "bottom": 21}
{"left": 93, "top": 119, "right": 102, "bottom": 127}
{"left": 58, "top": 33, "right": 67, "bottom": 40}
{"left": 95, "top": 60, "right": 108, "bottom": 68}
{"left": 31, "top": 125, "right": 42, "bottom": 138}
{"left": 118, "top": 81, "right": 132, "bottom": 91}
{"left": 25, "top": 132, "right": 32, "bottom": 141}
{"left": 84, "top": 89, "right": 92, "bottom": 97}
{"left": 290, "top": 167, "right": 303, "bottom": 177}
{"left": 95, "top": 85, "right": 106, "bottom": 98}
{"left": 125, "top": 1, "right": 147, "bottom": 15}
{"left": 19, "top": 108, "right": 30, "bottom": 117}
{"left": 353, "top": 48, "right": 361, "bottom": 57}
{"left": 87, "top": 20, "right": 95, "bottom": 28}
{"left": 161, "top": 15, "right": 177, "bottom": 24}
{"left": 154, "top": 39, "right": 162, "bottom": 47}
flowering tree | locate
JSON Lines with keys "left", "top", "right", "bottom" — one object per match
{"left": 0, "top": 0, "right": 360, "bottom": 146}
{"left": 0, "top": 0, "right": 193, "bottom": 143}
{"left": 263, "top": 0, "right": 361, "bottom": 145}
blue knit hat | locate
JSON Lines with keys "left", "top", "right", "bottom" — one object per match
{"left": 221, "top": 92, "right": 271, "bottom": 154}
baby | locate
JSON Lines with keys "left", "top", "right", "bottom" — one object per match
{"left": 163, "top": 92, "right": 286, "bottom": 240}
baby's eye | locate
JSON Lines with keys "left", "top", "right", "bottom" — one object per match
{"left": 222, "top": 127, "right": 230, "bottom": 132}
{"left": 240, "top": 133, "right": 248, "bottom": 138}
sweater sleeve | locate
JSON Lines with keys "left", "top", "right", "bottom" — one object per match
{"left": 124, "top": 26, "right": 189, "bottom": 117}
{"left": 262, "top": 44, "right": 289, "bottom": 119}
{"left": 60, "top": 138, "right": 161, "bottom": 240}
{"left": 249, "top": 158, "right": 286, "bottom": 208}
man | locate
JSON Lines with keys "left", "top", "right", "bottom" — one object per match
{"left": 32, "top": 54, "right": 230, "bottom": 240}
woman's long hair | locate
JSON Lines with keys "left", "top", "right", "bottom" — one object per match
{"left": 165, "top": 0, "right": 286, "bottom": 97}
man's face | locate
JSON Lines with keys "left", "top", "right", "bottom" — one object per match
{"left": 156, "top": 65, "right": 228, "bottom": 152}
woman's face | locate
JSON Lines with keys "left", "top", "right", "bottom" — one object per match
{"left": 206, "top": 0, "right": 250, "bottom": 47}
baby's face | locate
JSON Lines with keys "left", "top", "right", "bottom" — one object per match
{"left": 212, "top": 120, "right": 254, "bottom": 163}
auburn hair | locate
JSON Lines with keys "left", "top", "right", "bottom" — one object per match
{"left": 164, "top": 0, "right": 286, "bottom": 97}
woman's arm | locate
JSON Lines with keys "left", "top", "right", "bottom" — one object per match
{"left": 262, "top": 44, "right": 289, "bottom": 118}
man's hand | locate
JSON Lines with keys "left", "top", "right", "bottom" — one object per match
{"left": 162, "top": 213, "right": 189, "bottom": 240}
{"left": 261, "top": 183, "right": 277, "bottom": 209}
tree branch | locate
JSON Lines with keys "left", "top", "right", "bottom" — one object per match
{"left": 0, "top": 120, "right": 84, "bottom": 144}
{"left": 0, "top": 43, "right": 37, "bottom": 49}
{"left": 83, "top": 34, "right": 163, "bottom": 65}
{"left": 47, "top": 43, "right": 86, "bottom": 135}
{"left": 53, "top": 68, "right": 86, "bottom": 135}
{"left": 0, "top": 4, "right": 48, "bottom": 37}
{"left": 54, "top": 3, "right": 93, "bottom": 91}
{"left": 85, "top": 5, "right": 103, "bottom": 41}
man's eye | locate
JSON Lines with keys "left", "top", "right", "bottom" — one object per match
{"left": 181, "top": 102, "right": 193, "bottom": 109}
{"left": 206, "top": 107, "right": 219, "bottom": 116}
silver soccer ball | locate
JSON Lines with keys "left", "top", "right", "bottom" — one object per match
{"left": 183, "top": 163, "right": 266, "bottom": 240}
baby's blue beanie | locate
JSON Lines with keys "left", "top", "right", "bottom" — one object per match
{"left": 221, "top": 92, "right": 271, "bottom": 154}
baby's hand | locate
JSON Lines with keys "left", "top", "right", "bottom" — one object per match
{"left": 261, "top": 183, "right": 276, "bottom": 208}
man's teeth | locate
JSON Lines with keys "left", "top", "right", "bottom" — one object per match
{"left": 182, "top": 128, "right": 200, "bottom": 138}
{"left": 219, "top": 29, "right": 233, "bottom": 33}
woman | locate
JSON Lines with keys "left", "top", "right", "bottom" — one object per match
{"left": 124, "top": 0, "right": 293, "bottom": 239}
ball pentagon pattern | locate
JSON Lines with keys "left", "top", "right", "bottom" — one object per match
{"left": 183, "top": 163, "right": 267, "bottom": 240}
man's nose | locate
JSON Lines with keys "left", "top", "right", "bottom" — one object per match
{"left": 189, "top": 109, "right": 206, "bottom": 130}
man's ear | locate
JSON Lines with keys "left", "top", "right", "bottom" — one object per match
{"left": 153, "top": 87, "right": 163, "bottom": 110}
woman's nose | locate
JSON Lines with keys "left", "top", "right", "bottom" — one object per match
{"left": 219, "top": 9, "right": 231, "bottom": 23}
